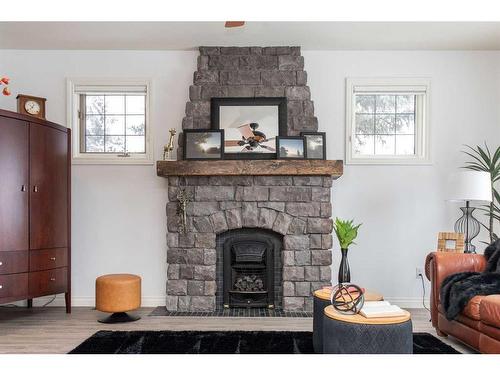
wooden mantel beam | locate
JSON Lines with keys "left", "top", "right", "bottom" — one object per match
{"left": 156, "top": 160, "right": 343, "bottom": 178}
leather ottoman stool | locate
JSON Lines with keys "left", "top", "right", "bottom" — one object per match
{"left": 313, "top": 288, "right": 333, "bottom": 353}
{"left": 96, "top": 274, "right": 141, "bottom": 323}
{"left": 323, "top": 305, "right": 412, "bottom": 354}
{"left": 313, "top": 288, "right": 384, "bottom": 353}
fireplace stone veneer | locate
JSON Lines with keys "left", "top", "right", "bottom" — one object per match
{"left": 163, "top": 46, "right": 339, "bottom": 312}
{"left": 177, "top": 45, "right": 319, "bottom": 159}
{"left": 166, "top": 175, "right": 334, "bottom": 312}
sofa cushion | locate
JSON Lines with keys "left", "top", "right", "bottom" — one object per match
{"left": 438, "top": 296, "right": 485, "bottom": 320}
{"left": 480, "top": 295, "right": 500, "bottom": 328}
{"left": 462, "top": 295, "right": 486, "bottom": 321}
{"left": 457, "top": 313, "right": 481, "bottom": 330}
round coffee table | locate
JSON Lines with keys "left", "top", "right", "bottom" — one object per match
{"left": 323, "top": 305, "right": 413, "bottom": 354}
{"left": 312, "top": 288, "right": 383, "bottom": 353}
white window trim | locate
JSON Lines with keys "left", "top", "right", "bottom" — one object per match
{"left": 66, "top": 77, "right": 154, "bottom": 165}
{"left": 345, "top": 77, "right": 431, "bottom": 165}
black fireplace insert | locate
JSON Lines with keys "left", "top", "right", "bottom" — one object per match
{"left": 221, "top": 229, "right": 281, "bottom": 308}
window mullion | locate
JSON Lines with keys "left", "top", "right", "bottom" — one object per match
{"left": 373, "top": 95, "right": 377, "bottom": 155}
{"left": 103, "top": 94, "right": 107, "bottom": 153}
{"left": 124, "top": 95, "right": 127, "bottom": 154}
{"left": 394, "top": 95, "right": 397, "bottom": 154}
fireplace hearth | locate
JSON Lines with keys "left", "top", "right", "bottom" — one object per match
{"left": 221, "top": 229, "right": 281, "bottom": 309}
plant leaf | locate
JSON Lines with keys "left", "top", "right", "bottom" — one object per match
{"left": 462, "top": 150, "right": 488, "bottom": 170}
{"left": 462, "top": 143, "right": 500, "bottom": 242}
{"left": 333, "top": 218, "right": 362, "bottom": 249}
{"left": 476, "top": 145, "right": 492, "bottom": 166}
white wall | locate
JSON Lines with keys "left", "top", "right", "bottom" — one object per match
{"left": 304, "top": 51, "right": 500, "bottom": 305}
{"left": 1, "top": 50, "right": 499, "bottom": 307}
{"left": 0, "top": 50, "right": 197, "bottom": 306}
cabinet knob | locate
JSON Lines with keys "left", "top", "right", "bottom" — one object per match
{"left": 21, "top": 185, "right": 26, "bottom": 192}
{"left": 0, "top": 285, "right": 3, "bottom": 289}
{"left": 50, "top": 278, "right": 56, "bottom": 282}
{"left": 50, "top": 257, "right": 56, "bottom": 261}
{"left": 33, "top": 185, "right": 39, "bottom": 193}
{"left": 0, "top": 261, "right": 3, "bottom": 266}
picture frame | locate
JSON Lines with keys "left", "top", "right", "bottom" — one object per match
{"left": 211, "top": 97, "right": 287, "bottom": 159}
{"left": 183, "top": 129, "right": 224, "bottom": 160}
{"left": 301, "top": 132, "right": 326, "bottom": 160}
{"left": 437, "top": 232, "right": 465, "bottom": 253}
{"left": 276, "top": 136, "right": 306, "bottom": 160}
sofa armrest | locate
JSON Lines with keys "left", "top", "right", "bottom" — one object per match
{"left": 425, "top": 252, "right": 486, "bottom": 327}
{"left": 425, "top": 252, "right": 486, "bottom": 281}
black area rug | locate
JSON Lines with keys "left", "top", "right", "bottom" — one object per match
{"left": 69, "top": 331, "right": 460, "bottom": 354}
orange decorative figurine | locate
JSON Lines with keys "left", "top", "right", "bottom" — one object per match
{"left": 1, "top": 76, "right": 11, "bottom": 96}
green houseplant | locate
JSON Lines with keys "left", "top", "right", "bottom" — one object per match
{"left": 333, "top": 218, "right": 362, "bottom": 283}
{"left": 463, "top": 144, "right": 500, "bottom": 243}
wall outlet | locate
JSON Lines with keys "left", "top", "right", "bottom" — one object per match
{"left": 415, "top": 267, "right": 423, "bottom": 278}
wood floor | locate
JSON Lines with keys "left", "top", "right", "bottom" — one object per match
{"left": 0, "top": 306, "right": 475, "bottom": 354}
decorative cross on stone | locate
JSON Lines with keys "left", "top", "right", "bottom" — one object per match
{"left": 176, "top": 187, "right": 191, "bottom": 234}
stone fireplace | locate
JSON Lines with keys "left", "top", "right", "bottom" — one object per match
{"left": 158, "top": 46, "right": 343, "bottom": 312}
{"left": 165, "top": 174, "right": 337, "bottom": 312}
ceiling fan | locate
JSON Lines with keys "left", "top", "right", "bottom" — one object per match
{"left": 225, "top": 21, "right": 245, "bottom": 28}
{"left": 224, "top": 123, "right": 276, "bottom": 153}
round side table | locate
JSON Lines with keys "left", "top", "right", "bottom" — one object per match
{"left": 323, "top": 305, "right": 413, "bottom": 354}
{"left": 312, "top": 288, "right": 383, "bottom": 353}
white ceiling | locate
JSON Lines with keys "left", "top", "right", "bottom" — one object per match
{"left": 1, "top": 22, "right": 500, "bottom": 50}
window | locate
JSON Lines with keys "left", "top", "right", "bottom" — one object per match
{"left": 67, "top": 79, "right": 152, "bottom": 164}
{"left": 346, "top": 78, "right": 430, "bottom": 165}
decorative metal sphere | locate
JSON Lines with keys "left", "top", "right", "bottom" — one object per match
{"left": 330, "top": 283, "right": 365, "bottom": 315}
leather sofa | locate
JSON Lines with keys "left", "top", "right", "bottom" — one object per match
{"left": 425, "top": 252, "right": 500, "bottom": 353}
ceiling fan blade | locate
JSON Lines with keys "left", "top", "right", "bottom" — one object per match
{"left": 237, "top": 124, "right": 254, "bottom": 138}
{"left": 225, "top": 140, "right": 243, "bottom": 146}
{"left": 260, "top": 145, "right": 276, "bottom": 152}
{"left": 225, "top": 21, "right": 245, "bottom": 28}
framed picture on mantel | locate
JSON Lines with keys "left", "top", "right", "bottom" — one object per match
{"left": 301, "top": 132, "right": 326, "bottom": 160}
{"left": 211, "top": 97, "right": 287, "bottom": 159}
{"left": 183, "top": 129, "right": 224, "bottom": 160}
{"left": 277, "top": 136, "right": 306, "bottom": 160}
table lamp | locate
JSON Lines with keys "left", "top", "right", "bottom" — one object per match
{"left": 447, "top": 171, "right": 492, "bottom": 253}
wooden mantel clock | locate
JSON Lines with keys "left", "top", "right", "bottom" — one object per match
{"left": 16, "top": 94, "right": 46, "bottom": 119}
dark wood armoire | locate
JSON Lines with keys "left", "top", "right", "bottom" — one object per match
{"left": 0, "top": 109, "right": 71, "bottom": 313}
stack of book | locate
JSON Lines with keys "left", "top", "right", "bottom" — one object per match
{"left": 359, "top": 301, "right": 406, "bottom": 318}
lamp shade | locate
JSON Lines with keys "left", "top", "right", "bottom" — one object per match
{"left": 447, "top": 171, "right": 492, "bottom": 202}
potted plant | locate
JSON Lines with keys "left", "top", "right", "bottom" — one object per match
{"left": 463, "top": 144, "right": 500, "bottom": 243}
{"left": 333, "top": 218, "right": 362, "bottom": 283}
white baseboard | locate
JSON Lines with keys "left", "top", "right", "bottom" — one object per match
{"left": 2, "top": 295, "right": 165, "bottom": 308}
{"left": 3, "top": 295, "right": 429, "bottom": 309}
{"left": 387, "top": 297, "right": 430, "bottom": 309}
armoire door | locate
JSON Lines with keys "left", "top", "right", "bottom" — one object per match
{"left": 0, "top": 117, "right": 29, "bottom": 252}
{"left": 30, "top": 123, "right": 68, "bottom": 249}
